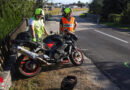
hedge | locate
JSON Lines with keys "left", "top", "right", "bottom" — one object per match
{"left": 121, "top": 3, "right": 130, "bottom": 24}
{"left": 0, "top": 0, "right": 34, "bottom": 40}
{"left": 108, "top": 14, "right": 122, "bottom": 24}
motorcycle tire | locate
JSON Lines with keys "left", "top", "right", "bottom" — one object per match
{"left": 16, "top": 55, "right": 42, "bottom": 77}
{"left": 70, "top": 48, "right": 84, "bottom": 66}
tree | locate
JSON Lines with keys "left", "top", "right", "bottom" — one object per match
{"left": 89, "top": 0, "right": 103, "bottom": 14}
{"left": 0, "top": 0, "right": 34, "bottom": 39}
{"left": 78, "top": 1, "right": 81, "bottom": 4}
{"left": 121, "top": 2, "right": 130, "bottom": 24}
{"left": 102, "top": 0, "right": 127, "bottom": 19}
{"left": 35, "top": 0, "right": 48, "bottom": 8}
{"left": 77, "top": 0, "right": 85, "bottom": 8}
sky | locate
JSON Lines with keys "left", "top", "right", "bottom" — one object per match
{"left": 48, "top": 0, "right": 93, "bottom": 4}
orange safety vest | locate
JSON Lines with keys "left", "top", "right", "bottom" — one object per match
{"left": 61, "top": 17, "right": 75, "bottom": 33}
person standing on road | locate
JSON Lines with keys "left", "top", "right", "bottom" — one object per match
{"left": 59, "top": 8, "right": 77, "bottom": 34}
{"left": 28, "top": 8, "right": 49, "bottom": 42}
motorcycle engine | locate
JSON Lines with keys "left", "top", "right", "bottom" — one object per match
{"left": 54, "top": 52, "right": 61, "bottom": 60}
{"left": 53, "top": 50, "right": 65, "bottom": 60}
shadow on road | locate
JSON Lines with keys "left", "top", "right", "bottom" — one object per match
{"left": 95, "top": 61, "right": 130, "bottom": 90}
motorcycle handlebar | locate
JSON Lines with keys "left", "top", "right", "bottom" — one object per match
{"left": 63, "top": 29, "right": 78, "bottom": 41}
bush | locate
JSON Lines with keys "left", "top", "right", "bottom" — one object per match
{"left": 0, "top": 0, "right": 34, "bottom": 39}
{"left": 108, "top": 14, "right": 121, "bottom": 23}
{"left": 121, "top": 3, "right": 130, "bottom": 24}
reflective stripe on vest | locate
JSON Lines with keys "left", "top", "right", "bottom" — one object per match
{"left": 63, "top": 24, "right": 74, "bottom": 27}
{"left": 33, "top": 17, "right": 45, "bottom": 38}
{"left": 61, "top": 17, "right": 75, "bottom": 33}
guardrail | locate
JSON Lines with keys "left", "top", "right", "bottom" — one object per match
{"left": 0, "top": 19, "right": 28, "bottom": 72}
{"left": 0, "top": 36, "right": 11, "bottom": 72}
{"left": 0, "top": 18, "right": 28, "bottom": 90}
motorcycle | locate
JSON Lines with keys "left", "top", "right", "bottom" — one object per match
{"left": 11, "top": 30, "right": 84, "bottom": 77}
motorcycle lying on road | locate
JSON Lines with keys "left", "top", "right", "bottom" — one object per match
{"left": 11, "top": 30, "right": 84, "bottom": 77}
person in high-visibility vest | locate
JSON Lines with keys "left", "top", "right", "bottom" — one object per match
{"left": 59, "top": 8, "right": 77, "bottom": 34}
{"left": 59, "top": 8, "right": 77, "bottom": 62}
{"left": 28, "top": 8, "right": 49, "bottom": 42}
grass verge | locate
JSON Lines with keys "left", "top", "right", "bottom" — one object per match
{"left": 10, "top": 64, "right": 100, "bottom": 90}
{"left": 79, "top": 12, "right": 88, "bottom": 18}
{"left": 102, "top": 22, "right": 130, "bottom": 30}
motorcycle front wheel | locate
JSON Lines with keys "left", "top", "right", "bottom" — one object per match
{"left": 70, "top": 48, "right": 84, "bottom": 66}
{"left": 16, "top": 55, "right": 42, "bottom": 77}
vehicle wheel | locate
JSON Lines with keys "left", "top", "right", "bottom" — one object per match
{"left": 70, "top": 48, "right": 84, "bottom": 66}
{"left": 16, "top": 55, "right": 42, "bottom": 77}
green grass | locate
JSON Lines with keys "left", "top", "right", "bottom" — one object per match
{"left": 79, "top": 12, "right": 88, "bottom": 18}
{"left": 46, "top": 8, "right": 88, "bottom": 16}
{"left": 102, "top": 22, "right": 130, "bottom": 30}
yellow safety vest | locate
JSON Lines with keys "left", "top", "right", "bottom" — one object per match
{"left": 33, "top": 17, "right": 45, "bottom": 39}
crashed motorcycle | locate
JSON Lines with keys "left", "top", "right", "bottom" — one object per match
{"left": 12, "top": 30, "right": 84, "bottom": 77}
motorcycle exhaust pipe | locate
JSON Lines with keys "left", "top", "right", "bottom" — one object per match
{"left": 17, "top": 46, "right": 52, "bottom": 65}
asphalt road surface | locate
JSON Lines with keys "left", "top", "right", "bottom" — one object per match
{"left": 47, "top": 11, "right": 130, "bottom": 90}
{"left": 74, "top": 12, "right": 130, "bottom": 90}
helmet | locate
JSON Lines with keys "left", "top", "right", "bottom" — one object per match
{"left": 35, "top": 8, "right": 44, "bottom": 16}
{"left": 64, "top": 8, "right": 72, "bottom": 15}
{"left": 61, "top": 75, "right": 77, "bottom": 90}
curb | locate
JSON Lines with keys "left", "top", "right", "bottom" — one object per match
{"left": 0, "top": 55, "right": 15, "bottom": 90}
{"left": 0, "top": 71, "right": 12, "bottom": 90}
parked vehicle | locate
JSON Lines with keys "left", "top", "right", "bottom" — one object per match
{"left": 11, "top": 30, "right": 84, "bottom": 77}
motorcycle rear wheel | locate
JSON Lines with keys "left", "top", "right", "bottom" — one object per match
{"left": 70, "top": 48, "right": 84, "bottom": 66}
{"left": 16, "top": 55, "right": 42, "bottom": 77}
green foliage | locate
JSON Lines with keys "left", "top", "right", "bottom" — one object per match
{"left": 121, "top": 3, "right": 130, "bottom": 24}
{"left": 102, "top": 22, "right": 130, "bottom": 30}
{"left": 89, "top": 0, "right": 103, "bottom": 15}
{"left": 108, "top": 14, "right": 122, "bottom": 23}
{"left": 102, "top": 0, "right": 127, "bottom": 19}
{"left": 77, "top": 0, "right": 86, "bottom": 8}
{"left": 0, "top": 0, "right": 34, "bottom": 39}
{"left": 35, "top": 0, "right": 48, "bottom": 8}
{"left": 79, "top": 12, "right": 88, "bottom": 18}
{"left": 89, "top": 0, "right": 129, "bottom": 25}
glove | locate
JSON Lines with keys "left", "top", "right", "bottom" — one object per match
{"left": 32, "top": 38, "right": 36, "bottom": 42}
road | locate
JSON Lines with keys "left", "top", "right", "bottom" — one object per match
{"left": 47, "top": 11, "right": 130, "bottom": 90}
{"left": 73, "top": 12, "right": 130, "bottom": 90}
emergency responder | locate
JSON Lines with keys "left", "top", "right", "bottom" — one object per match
{"left": 59, "top": 8, "right": 77, "bottom": 34}
{"left": 28, "top": 8, "right": 49, "bottom": 42}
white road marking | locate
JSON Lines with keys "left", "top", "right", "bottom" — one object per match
{"left": 94, "top": 30, "right": 129, "bottom": 43}
{"left": 80, "top": 49, "right": 88, "bottom": 51}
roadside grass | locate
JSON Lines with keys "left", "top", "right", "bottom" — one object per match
{"left": 46, "top": 8, "right": 61, "bottom": 15}
{"left": 10, "top": 64, "right": 100, "bottom": 90}
{"left": 102, "top": 22, "right": 130, "bottom": 30}
{"left": 79, "top": 12, "right": 88, "bottom": 18}
{"left": 45, "top": 8, "right": 88, "bottom": 15}
{"left": 72, "top": 8, "right": 89, "bottom": 12}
